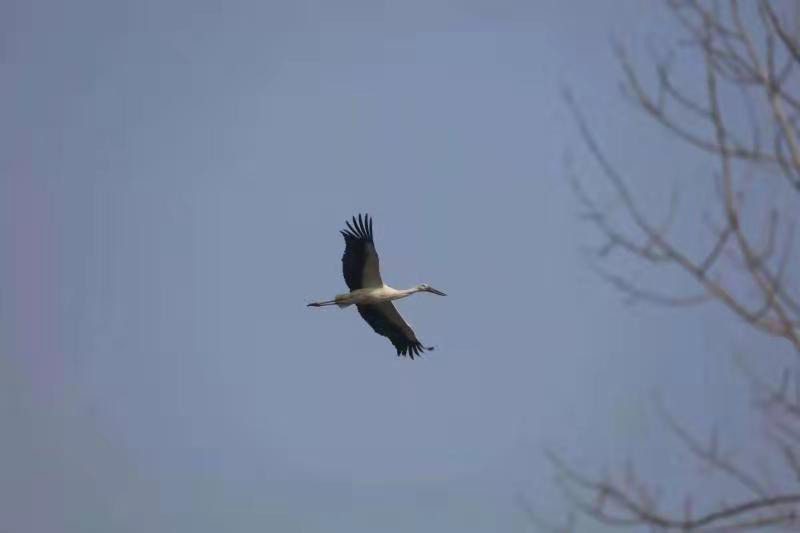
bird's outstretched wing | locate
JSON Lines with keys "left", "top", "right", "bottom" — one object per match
{"left": 357, "top": 302, "right": 433, "bottom": 359}
{"left": 341, "top": 214, "right": 383, "bottom": 290}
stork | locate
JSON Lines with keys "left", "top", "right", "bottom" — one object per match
{"left": 307, "top": 214, "right": 446, "bottom": 359}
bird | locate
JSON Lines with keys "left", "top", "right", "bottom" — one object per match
{"left": 307, "top": 214, "right": 446, "bottom": 359}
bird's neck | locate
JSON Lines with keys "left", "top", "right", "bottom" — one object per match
{"left": 388, "top": 286, "right": 421, "bottom": 300}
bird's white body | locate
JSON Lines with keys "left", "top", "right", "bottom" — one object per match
{"left": 335, "top": 285, "right": 419, "bottom": 307}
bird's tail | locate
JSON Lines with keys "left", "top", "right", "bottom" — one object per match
{"left": 334, "top": 293, "right": 352, "bottom": 308}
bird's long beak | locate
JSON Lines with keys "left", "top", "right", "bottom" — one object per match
{"left": 426, "top": 287, "right": 447, "bottom": 296}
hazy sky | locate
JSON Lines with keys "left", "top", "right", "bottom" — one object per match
{"left": 3, "top": 1, "right": 794, "bottom": 531}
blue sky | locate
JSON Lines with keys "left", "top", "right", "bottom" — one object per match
{"left": 2, "top": 1, "right": 793, "bottom": 531}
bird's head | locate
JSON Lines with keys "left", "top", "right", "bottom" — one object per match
{"left": 417, "top": 283, "right": 447, "bottom": 296}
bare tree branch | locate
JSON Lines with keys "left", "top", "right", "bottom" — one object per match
{"left": 539, "top": 1, "right": 800, "bottom": 530}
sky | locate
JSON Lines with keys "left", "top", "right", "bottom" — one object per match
{"left": 2, "top": 1, "right": 797, "bottom": 532}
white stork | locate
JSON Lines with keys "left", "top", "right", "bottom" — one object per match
{"left": 307, "top": 214, "right": 446, "bottom": 359}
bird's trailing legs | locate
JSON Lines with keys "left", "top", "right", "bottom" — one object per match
{"left": 307, "top": 299, "right": 337, "bottom": 307}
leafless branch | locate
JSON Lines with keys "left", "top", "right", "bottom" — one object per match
{"left": 548, "top": 450, "right": 800, "bottom": 531}
{"left": 540, "top": 1, "right": 800, "bottom": 531}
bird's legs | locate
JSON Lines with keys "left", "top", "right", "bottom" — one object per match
{"left": 307, "top": 299, "right": 337, "bottom": 307}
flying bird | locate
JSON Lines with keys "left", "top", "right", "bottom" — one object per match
{"left": 307, "top": 214, "right": 446, "bottom": 359}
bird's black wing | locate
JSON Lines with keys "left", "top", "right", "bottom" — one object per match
{"left": 341, "top": 213, "right": 382, "bottom": 290}
{"left": 357, "top": 302, "right": 433, "bottom": 359}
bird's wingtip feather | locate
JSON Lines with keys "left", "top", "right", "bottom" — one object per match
{"left": 342, "top": 213, "right": 375, "bottom": 242}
